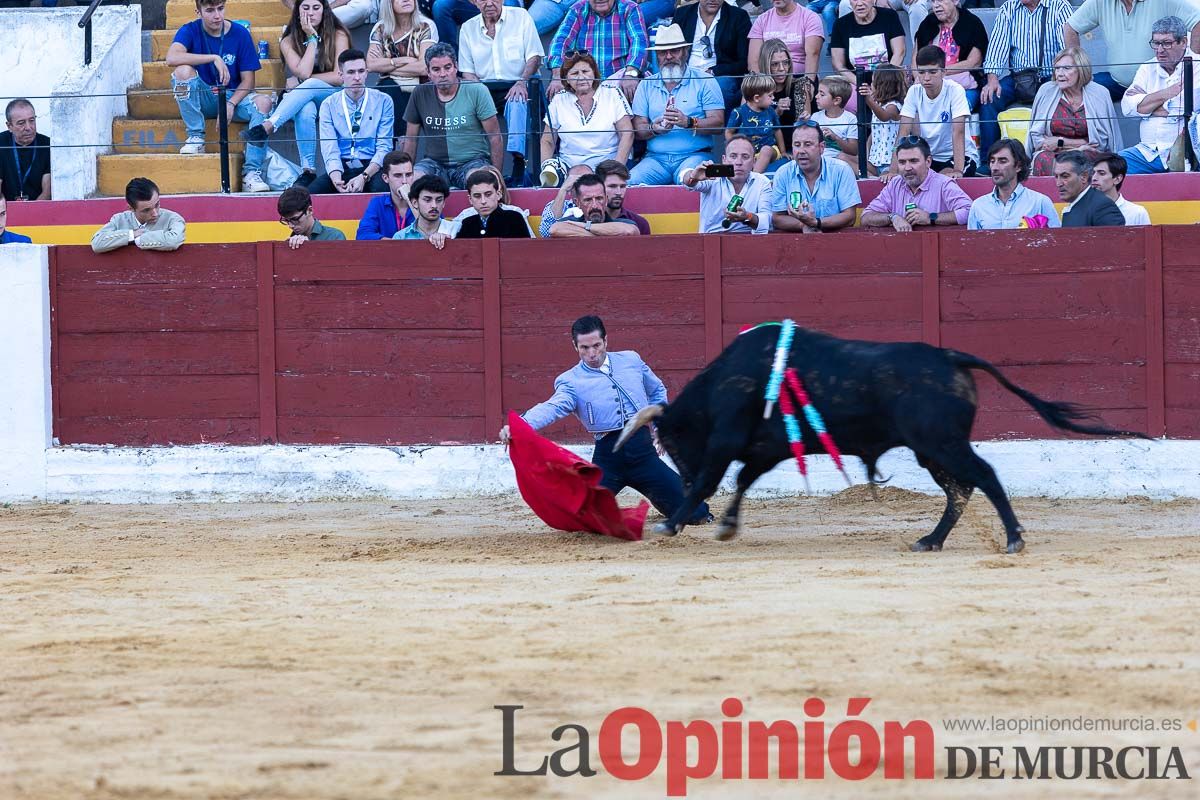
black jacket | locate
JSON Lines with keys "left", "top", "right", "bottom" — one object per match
{"left": 672, "top": 3, "right": 752, "bottom": 79}
{"left": 1060, "top": 188, "right": 1127, "bottom": 228}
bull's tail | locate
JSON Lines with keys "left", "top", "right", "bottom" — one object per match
{"left": 613, "top": 405, "right": 664, "bottom": 452}
{"left": 948, "top": 351, "right": 1152, "bottom": 440}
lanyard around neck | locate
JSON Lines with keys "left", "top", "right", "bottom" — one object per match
{"left": 12, "top": 146, "right": 34, "bottom": 198}
{"left": 341, "top": 91, "right": 365, "bottom": 159}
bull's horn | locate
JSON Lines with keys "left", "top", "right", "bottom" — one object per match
{"left": 614, "top": 405, "right": 664, "bottom": 451}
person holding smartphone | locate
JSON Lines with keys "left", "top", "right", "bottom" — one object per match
{"left": 682, "top": 135, "right": 772, "bottom": 234}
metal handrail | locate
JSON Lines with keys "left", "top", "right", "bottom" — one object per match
{"left": 78, "top": 0, "right": 131, "bottom": 67}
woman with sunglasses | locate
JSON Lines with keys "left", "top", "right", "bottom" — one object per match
{"left": 243, "top": 0, "right": 351, "bottom": 188}
{"left": 540, "top": 51, "right": 634, "bottom": 171}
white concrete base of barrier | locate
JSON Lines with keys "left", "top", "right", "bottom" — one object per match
{"left": 34, "top": 439, "right": 1200, "bottom": 504}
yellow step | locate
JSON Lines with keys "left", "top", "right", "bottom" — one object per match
{"left": 166, "top": 0, "right": 290, "bottom": 29}
{"left": 142, "top": 59, "right": 286, "bottom": 91}
{"left": 98, "top": 153, "right": 246, "bottom": 196}
{"left": 152, "top": 26, "right": 284, "bottom": 60}
{"left": 128, "top": 89, "right": 182, "bottom": 120}
{"left": 112, "top": 117, "right": 247, "bottom": 155}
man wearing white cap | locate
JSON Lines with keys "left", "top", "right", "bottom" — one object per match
{"left": 629, "top": 23, "right": 726, "bottom": 185}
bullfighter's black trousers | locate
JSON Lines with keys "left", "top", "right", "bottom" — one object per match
{"left": 592, "top": 428, "right": 711, "bottom": 524}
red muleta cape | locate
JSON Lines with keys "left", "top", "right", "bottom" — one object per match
{"left": 506, "top": 411, "right": 649, "bottom": 541}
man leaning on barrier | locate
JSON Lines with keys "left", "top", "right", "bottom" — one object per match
{"left": 91, "top": 178, "right": 186, "bottom": 254}
{"left": 279, "top": 186, "right": 347, "bottom": 248}
{"left": 770, "top": 121, "right": 862, "bottom": 234}
{"left": 967, "top": 138, "right": 1061, "bottom": 230}
{"left": 682, "top": 135, "right": 772, "bottom": 234}
{"left": 863, "top": 136, "right": 972, "bottom": 232}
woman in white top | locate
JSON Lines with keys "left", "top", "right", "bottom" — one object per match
{"left": 540, "top": 52, "right": 634, "bottom": 170}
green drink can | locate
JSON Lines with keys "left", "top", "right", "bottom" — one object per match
{"left": 789, "top": 191, "right": 802, "bottom": 209}
{"left": 727, "top": 195, "right": 745, "bottom": 214}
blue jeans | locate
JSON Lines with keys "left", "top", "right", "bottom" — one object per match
{"left": 639, "top": 0, "right": 675, "bottom": 25}
{"left": 806, "top": 0, "right": 839, "bottom": 36}
{"left": 268, "top": 77, "right": 337, "bottom": 171}
{"left": 529, "top": 0, "right": 569, "bottom": 36}
{"left": 173, "top": 75, "right": 265, "bottom": 175}
{"left": 978, "top": 74, "right": 1015, "bottom": 170}
{"left": 433, "top": 0, "right": 522, "bottom": 48}
{"left": 1119, "top": 146, "right": 1168, "bottom": 174}
{"left": 1092, "top": 72, "right": 1128, "bottom": 104}
{"left": 629, "top": 150, "right": 709, "bottom": 185}
{"left": 593, "top": 428, "right": 711, "bottom": 524}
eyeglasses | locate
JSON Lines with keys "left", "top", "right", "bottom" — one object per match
{"left": 897, "top": 135, "right": 926, "bottom": 147}
{"left": 1149, "top": 39, "right": 1180, "bottom": 50}
{"left": 794, "top": 119, "right": 820, "bottom": 128}
{"left": 698, "top": 35, "right": 713, "bottom": 59}
{"left": 563, "top": 48, "right": 591, "bottom": 60}
{"left": 280, "top": 209, "right": 310, "bottom": 226}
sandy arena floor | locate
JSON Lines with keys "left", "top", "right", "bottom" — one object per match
{"left": 2, "top": 489, "right": 1199, "bottom": 799}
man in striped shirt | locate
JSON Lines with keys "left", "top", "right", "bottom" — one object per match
{"left": 977, "top": 0, "right": 1073, "bottom": 173}
{"left": 546, "top": 0, "right": 649, "bottom": 102}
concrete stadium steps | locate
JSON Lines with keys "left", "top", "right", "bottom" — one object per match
{"left": 128, "top": 88, "right": 188, "bottom": 120}
{"left": 112, "top": 118, "right": 247, "bottom": 155}
{"left": 151, "top": 26, "right": 285, "bottom": 60}
{"left": 142, "top": 59, "right": 287, "bottom": 91}
{"left": 166, "top": 0, "right": 290, "bottom": 29}
{"left": 98, "top": 153, "right": 245, "bottom": 196}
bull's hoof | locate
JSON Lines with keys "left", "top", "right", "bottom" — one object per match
{"left": 652, "top": 522, "right": 679, "bottom": 537}
{"left": 714, "top": 523, "right": 739, "bottom": 542}
{"left": 1006, "top": 538, "right": 1026, "bottom": 554}
{"left": 911, "top": 540, "right": 943, "bottom": 552}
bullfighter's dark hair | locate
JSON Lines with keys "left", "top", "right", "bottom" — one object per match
{"left": 125, "top": 177, "right": 159, "bottom": 207}
{"left": 571, "top": 315, "right": 606, "bottom": 344}
{"left": 988, "top": 138, "right": 1031, "bottom": 183}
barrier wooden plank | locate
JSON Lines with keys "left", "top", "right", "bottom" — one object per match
{"left": 276, "top": 330, "right": 484, "bottom": 374}
{"left": 274, "top": 284, "right": 484, "bottom": 330}
{"left": 272, "top": 240, "right": 485, "bottom": 282}
{"left": 940, "top": 318, "right": 1146, "bottom": 365}
{"left": 940, "top": 272, "right": 1145, "bottom": 321}
{"left": 276, "top": 374, "right": 484, "bottom": 417}
{"left": 721, "top": 232, "right": 923, "bottom": 276}
{"left": 501, "top": 328, "right": 707, "bottom": 370}
{"left": 723, "top": 275, "right": 922, "bottom": 325}
{"left": 58, "top": 376, "right": 259, "bottom": 418}
{"left": 53, "top": 244, "right": 257, "bottom": 288}
{"left": 499, "top": 236, "right": 705, "bottom": 278}
{"left": 56, "top": 418, "right": 259, "bottom": 446}
{"left": 57, "top": 332, "right": 258, "bottom": 376}
{"left": 56, "top": 288, "right": 258, "bottom": 333}
{"left": 940, "top": 229, "right": 1148, "bottom": 273}
{"left": 277, "top": 416, "right": 487, "bottom": 445}
{"left": 721, "top": 321, "right": 923, "bottom": 344}
{"left": 500, "top": 276, "right": 705, "bottom": 328}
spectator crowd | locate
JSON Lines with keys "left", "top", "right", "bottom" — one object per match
{"left": 3, "top": 0, "right": 1200, "bottom": 245}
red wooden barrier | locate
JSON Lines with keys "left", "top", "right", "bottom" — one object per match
{"left": 50, "top": 228, "right": 1198, "bottom": 447}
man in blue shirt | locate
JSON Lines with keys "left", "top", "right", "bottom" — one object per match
{"left": 499, "top": 315, "right": 712, "bottom": 524}
{"left": 629, "top": 24, "right": 726, "bottom": 185}
{"left": 770, "top": 121, "right": 862, "bottom": 233}
{"left": 0, "top": 196, "right": 32, "bottom": 244}
{"left": 968, "top": 139, "right": 1061, "bottom": 230}
{"left": 165, "top": 0, "right": 271, "bottom": 192}
{"left": 312, "top": 49, "right": 394, "bottom": 195}
{"left": 356, "top": 151, "right": 417, "bottom": 239}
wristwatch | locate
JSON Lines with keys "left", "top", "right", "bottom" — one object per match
{"left": 930, "top": 212, "right": 939, "bottom": 225}
{"left": 585, "top": 220, "right": 593, "bottom": 232}
{"left": 624, "top": 66, "right": 640, "bottom": 78}
{"left": 1058, "top": 137, "right": 1065, "bottom": 149}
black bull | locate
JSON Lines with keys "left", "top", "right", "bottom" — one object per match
{"left": 614, "top": 325, "right": 1148, "bottom": 554}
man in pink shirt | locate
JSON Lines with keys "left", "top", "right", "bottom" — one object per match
{"left": 860, "top": 135, "right": 971, "bottom": 231}
{"left": 747, "top": 0, "right": 825, "bottom": 83}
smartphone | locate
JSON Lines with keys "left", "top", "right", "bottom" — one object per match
{"left": 707, "top": 164, "right": 735, "bottom": 178}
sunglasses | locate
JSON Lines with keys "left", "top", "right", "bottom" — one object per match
{"left": 563, "top": 48, "right": 591, "bottom": 60}
{"left": 350, "top": 109, "right": 362, "bottom": 137}
{"left": 698, "top": 35, "right": 713, "bottom": 60}
{"left": 896, "top": 135, "right": 926, "bottom": 147}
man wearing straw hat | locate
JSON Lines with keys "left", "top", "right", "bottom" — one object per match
{"left": 629, "top": 23, "right": 726, "bottom": 185}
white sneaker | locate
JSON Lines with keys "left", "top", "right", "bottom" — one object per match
{"left": 242, "top": 171, "right": 270, "bottom": 193}
{"left": 179, "top": 136, "right": 205, "bottom": 155}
